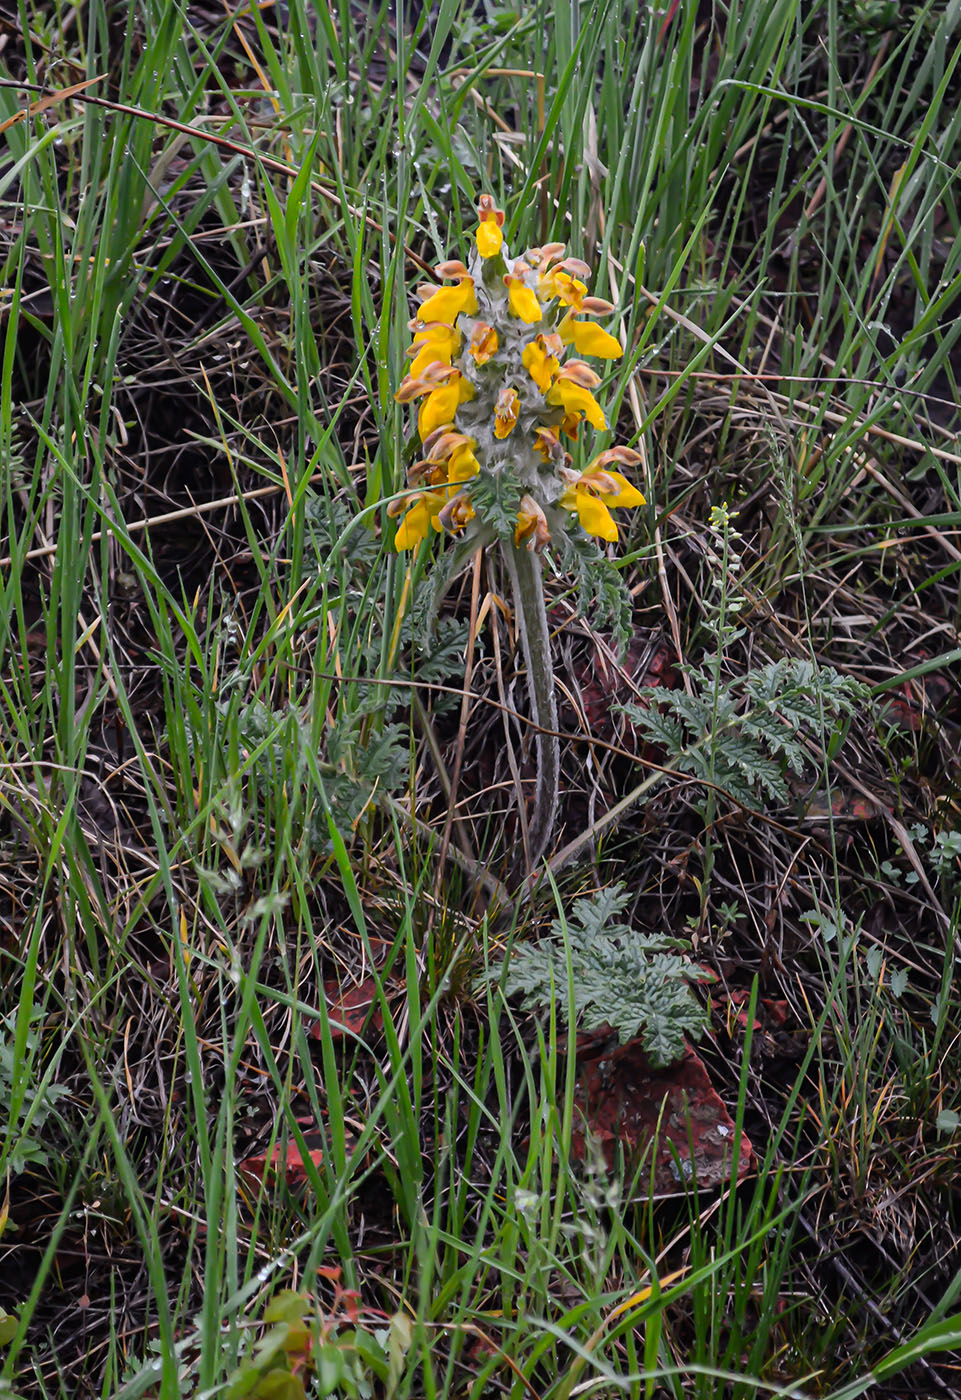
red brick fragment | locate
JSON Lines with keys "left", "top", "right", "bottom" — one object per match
{"left": 570, "top": 1036, "right": 753, "bottom": 1194}
{"left": 311, "top": 976, "right": 382, "bottom": 1042}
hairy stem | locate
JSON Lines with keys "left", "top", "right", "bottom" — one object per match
{"left": 501, "top": 540, "right": 559, "bottom": 875}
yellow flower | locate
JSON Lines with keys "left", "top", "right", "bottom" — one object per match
{"left": 448, "top": 442, "right": 481, "bottom": 483}
{"left": 409, "top": 323, "right": 461, "bottom": 378}
{"left": 558, "top": 314, "right": 622, "bottom": 359}
{"left": 505, "top": 275, "right": 543, "bottom": 324}
{"left": 538, "top": 267, "right": 588, "bottom": 308}
{"left": 476, "top": 220, "right": 503, "bottom": 258}
{"left": 560, "top": 468, "right": 645, "bottom": 542}
{"left": 475, "top": 194, "right": 505, "bottom": 259}
{"left": 417, "top": 276, "right": 478, "bottom": 325}
{"left": 546, "top": 376, "right": 607, "bottom": 430}
{"left": 515, "top": 495, "right": 550, "bottom": 550}
{"left": 417, "top": 371, "right": 474, "bottom": 441}
{"left": 394, "top": 491, "right": 446, "bottom": 549}
{"left": 522, "top": 336, "right": 560, "bottom": 393}
{"left": 494, "top": 386, "right": 520, "bottom": 439}
{"left": 424, "top": 429, "right": 473, "bottom": 463}
{"left": 533, "top": 425, "right": 565, "bottom": 466}
{"left": 438, "top": 491, "right": 476, "bottom": 533}
{"left": 469, "top": 322, "right": 498, "bottom": 365}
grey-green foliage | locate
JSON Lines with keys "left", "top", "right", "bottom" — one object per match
{"left": 223, "top": 692, "right": 409, "bottom": 836}
{"left": 320, "top": 718, "right": 410, "bottom": 830}
{"left": 1, "top": 1009, "right": 69, "bottom": 1176}
{"left": 465, "top": 468, "right": 524, "bottom": 543}
{"left": 620, "top": 658, "right": 867, "bottom": 809}
{"left": 204, "top": 497, "right": 477, "bottom": 841}
{"left": 555, "top": 530, "right": 633, "bottom": 656}
{"left": 304, "top": 493, "right": 382, "bottom": 583}
{"left": 306, "top": 494, "right": 470, "bottom": 713}
{"left": 485, "top": 885, "right": 705, "bottom": 1067}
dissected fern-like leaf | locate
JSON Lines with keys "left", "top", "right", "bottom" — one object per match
{"left": 482, "top": 884, "right": 704, "bottom": 1067}
{"left": 555, "top": 530, "right": 633, "bottom": 656}
{"left": 466, "top": 469, "right": 525, "bottom": 542}
{"left": 620, "top": 658, "right": 868, "bottom": 810}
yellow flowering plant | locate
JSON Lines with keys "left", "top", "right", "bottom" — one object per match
{"left": 392, "top": 195, "right": 645, "bottom": 876}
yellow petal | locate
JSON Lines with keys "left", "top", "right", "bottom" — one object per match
{"left": 476, "top": 220, "right": 503, "bottom": 258}
{"left": 557, "top": 311, "right": 577, "bottom": 345}
{"left": 569, "top": 321, "right": 623, "bottom": 358}
{"left": 409, "top": 346, "right": 440, "bottom": 379}
{"left": 410, "top": 341, "right": 454, "bottom": 379}
{"left": 394, "top": 499, "right": 433, "bottom": 550}
{"left": 603, "top": 470, "right": 645, "bottom": 507}
{"left": 409, "top": 324, "right": 460, "bottom": 379}
{"left": 417, "top": 278, "right": 478, "bottom": 324}
{"left": 418, "top": 384, "right": 460, "bottom": 441}
{"left": 522, "top": 338, "right": 559, "bottom": 393}
{"left": 506, "top": 279, "right": 543, "bottom": 324}
{"left": 546, "top": 379, "right": 607, "bottom": 430}
{"left": 448, "top": 444, "right": 480, "bottom": 483}
{"left": 576, "top": 491, "right": 618, "bottom": 542}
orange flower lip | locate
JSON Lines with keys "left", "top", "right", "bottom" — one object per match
{"left": 589, "top": 446, "right": 643, "bottom": 470}
{"left": 476, "top": 194, "right": 505, "bottom": 226}
{"left": 552, "top": 256, "right": 591, "bottom": 278}
{"left": 425, "top": 430, "right": 476, "bottom": 461}
{"left": 580, "top": 296, "right": 615, "bottom": 315}
{"left": 394, "top": 360, "right": 460, "bottom": 402}
{"left": 531, "top": 242, "right": 566, "bottom": 272}
{"left": 434, "top": 259, "right": 471, "bottom": 278}
{"left": 554, "top": 361, "right": 601, "bottom": 389}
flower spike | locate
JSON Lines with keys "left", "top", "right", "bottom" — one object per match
{"left": 392, "top": 194, "right": 643, "bottom": 553}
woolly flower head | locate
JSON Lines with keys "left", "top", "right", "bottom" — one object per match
{"left": 391, "top": 195, "right": 644, "bottom": 552}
